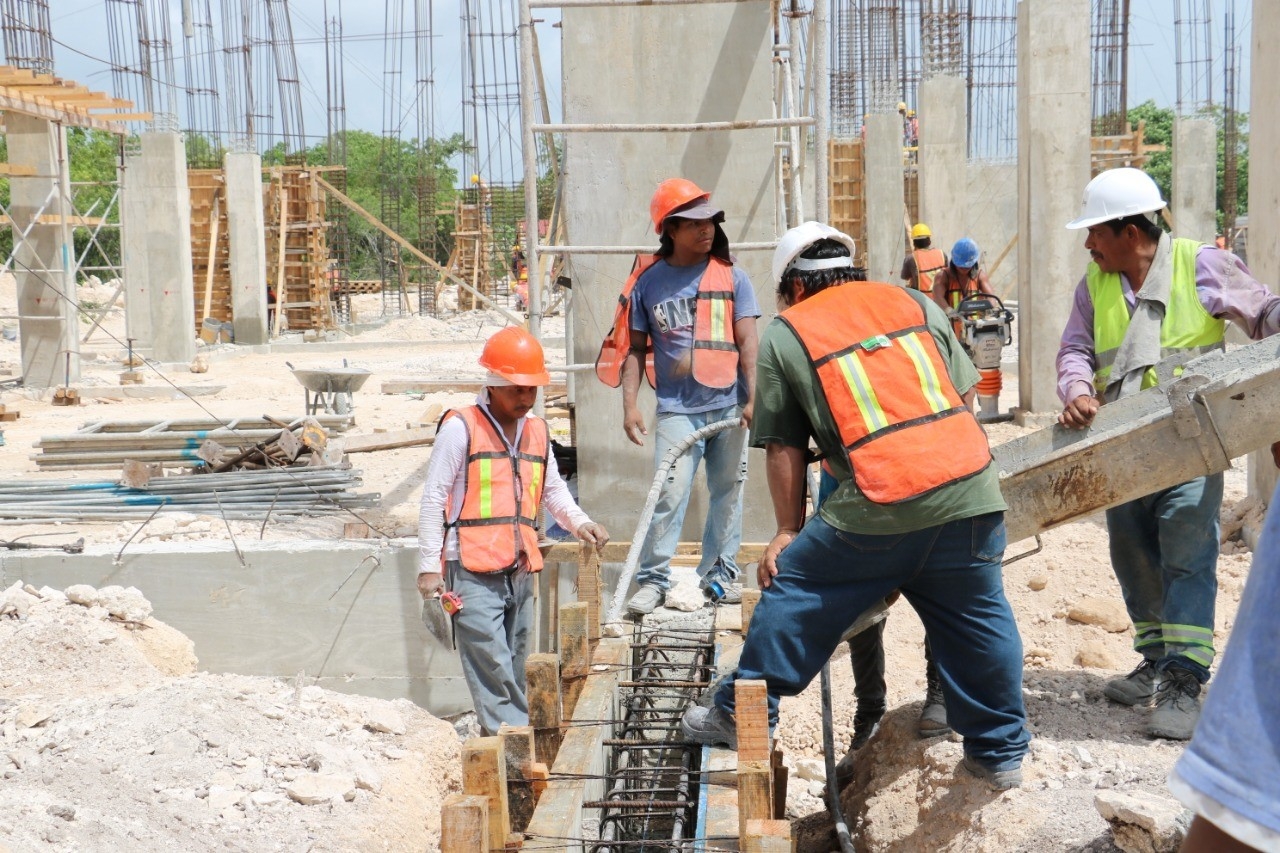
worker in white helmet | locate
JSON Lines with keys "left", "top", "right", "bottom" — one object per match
{"left": 681, "top": 221, "right": 1029, "bottom": 793}
{"left": 1057, "top": 166, "right": 1280, "bottom": 742}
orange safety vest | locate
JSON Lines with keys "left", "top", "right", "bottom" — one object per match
{"left": 942, "top": 268, "right": 982, "bottom": 311}
{"left": 780, "top": 283, "right": 992, "bottom": 504}
{"left": 912, "top": 247, "right": 947, "bottom": 294}
{"left": 443, "top": 406, "right": 548, "bottom": 573}
{"left": 595, "top": 255, "right": 739, "bottom": 389}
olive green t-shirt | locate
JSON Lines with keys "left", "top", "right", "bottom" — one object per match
{"left": 751, "top": 284, "right": 1007, "bottom": 534}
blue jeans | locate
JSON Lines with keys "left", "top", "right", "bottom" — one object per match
{"left": 1106, "top": 473, "right": 1222, "bottom": 682}
{"left": 449, "top": 560, "right": 535, "bottom": 736}
{"left": 634, "top": 405, "right": 747, "bottom": 591}
{"left": 713, "top": 513, "right": 1030, "bottom": 771}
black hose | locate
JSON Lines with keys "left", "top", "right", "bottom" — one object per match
{"left": 821, "top": 663, "right": 856, "bottom": 853}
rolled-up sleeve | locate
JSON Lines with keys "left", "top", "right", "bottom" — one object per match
{"left": 1056, "top": 276, "right": 1099, "bottom": 404}
{"left": 1196, "top": 247, "right": 1280, "bottom": 340}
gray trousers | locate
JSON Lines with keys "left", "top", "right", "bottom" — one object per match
{"left": 448, "top": 560, "right": 535, "bottom": 736}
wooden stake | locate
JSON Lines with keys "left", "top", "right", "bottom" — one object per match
{"left": 577, "top": 543, "right": 602, "bottom": 645}
{"left": 735, "top": 679, "right": 771, "bottom": 763}
{"left": 498, "top": 725, "right": 537, "bottom": 834}
{"left": 272, "top": 173, "right": 288, "bottom": 338}
{"left": 558, "top": 602, "right": 590, "bottom": 718}
{"left": 741, "top": 588, "right": 762, "bottom": 634}
{"left": 737, "top": 760, "right": 773, "bottom": 843}
{"left": 200, "top": 191, "right": 221, "bottom": 322}
{"left": 742, "top": 818, "right": 792, "bottom": 853}
{"left": 525, "top": 653, "right": 562, "bottom": 765}
{"left": 440, "top": 793, "right": 489, "bottom": 853}
{"left": 771, "top": 747, "right": 788, "bottom": 819}
{"left": 461, "top": 737, "right": 510, "bottom": 853}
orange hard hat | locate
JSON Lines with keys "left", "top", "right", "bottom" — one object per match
{"left": 479, "top": 326, "right": 550, "bottom": 386}
{"left": 650, "top": 178, "right": 711, "bottom": 234}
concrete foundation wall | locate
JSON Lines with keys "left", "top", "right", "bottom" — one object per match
{"left": 1016, "top": 0, "right": 1092, "bottom": 414}
{"left": 226, "top": 151, "right": 269, "bottom": 346}
{"left": 865, "top": 113, "right": 906, "bottom": 282}
{"left": 563, "top": 1, "right": 778, "bottom": 545}
{"left": 917, "top": 76, "right": 967, "bottom": 256}
{"left": 1173, "top": 117, "right": 1218, "bottom": 242}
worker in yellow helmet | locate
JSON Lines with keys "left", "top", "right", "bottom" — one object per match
{"left": 901, "top": 222, "right": 947, "bottom": 294}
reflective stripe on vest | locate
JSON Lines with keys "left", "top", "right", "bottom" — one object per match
{"left": 781, "top": 283, "right": 992, "bottom": 504}
{"left": 913, "top": 247, "right": 947, "bottom": 293}
{"left": 444, "top": 406, "right": 549, "bottom": 573}
{"left": 595, "top": 255, "right": 739, "bottom": 389}
{"left": 944, "top": 268, "right": 980, "bottom": 310}
{"left": 1087, "top": 238, "right": 1225, "bottom": 394}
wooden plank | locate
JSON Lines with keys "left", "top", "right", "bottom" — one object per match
{"left": 498, "top": 726, "right": 538, "bottom": 834}
{"left": 735, "top": 680, "right": 771, "bottom": 763}
{"left": 741, "top": 588, "right": 762, "bottom": 634}
{"left": 524, "top": 638, "right": 627, "bottom": 847}
{"left": 272, "top": 176, "right": 289, "bottom": 338}
{"left": 440, "top": 793, "right": 489, "bottom": 853}
{"left": 342, "top": 426, "right": 436, "bottom": 454}
{"left": 200, "top": 192, "right": 221, "bottom": 321}
{"left": 461, "top": 737, "right": 510, "bottom": 853}
{"left": 737, "top": 761, "right": 774, "bottom": 846}
{"left": 0, "top": 163, "right": 35, "bottom": 176}
{"left": 743, "top": 819, "right": 793, "bottom": 853}
{"left": 382, "top": 379, "right": 568, "bottom": 396}
{"left": 419, "top": 402, "right": 444, "bottom": 427}
{"left": 525, "top": 653, "right": 562, "bottom": 766}
{"left": 576, "top": 544, "right": 602, "bottom": 645}
{"left": 771, "top": 747, "right": 788, "bottom": 820}
{"left": 558, "top": 602, "right": 589, "bottom": 718}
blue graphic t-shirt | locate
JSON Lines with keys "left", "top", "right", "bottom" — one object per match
{"left": 630, "top": 258, "right": 760, "bottom": 415}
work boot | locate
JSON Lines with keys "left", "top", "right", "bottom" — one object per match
{"left": 680, "top": 705, "right": 738, "bottom": 750}
{"left": 917, "top": 660, "right": 951, "bottom": 738}
{"left": 849, "top": 704, "right": 884, "bottom": 752}
{"left": 961, "top": 755, "right": 1023, "bottom": 791}
{"left": 1104, "top": 659, "right": 1161, "bottom": 707}
{"left": 626, "top": 584, "right": 665, "bottom": 616}
{"left": 1147, "top": 665, "right": 1203, "bottom": 741}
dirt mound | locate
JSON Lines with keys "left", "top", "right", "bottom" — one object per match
{"left": 0, "top": 583, "right": 461, "bottom": 851}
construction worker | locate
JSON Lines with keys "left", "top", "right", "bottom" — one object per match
{"left": 901, "top": 222, "right": 947, "bottom": 294}
{"left": 681, "top": 221, "right": 1029, "bottom": 791}
{"left": 931, "top": 237, "right": 995, "bottom": 317}
{"left": 1056, "top": 166, "right": 1280, "bottom": 740}
{"left": 417, "top": 327, "right": 609, "bottom": 736}
{"left": 905, "top": 108, "right": 919, "bottom": 149}
{"left": 595, "top": 178, "right": 760, "bottom": 615}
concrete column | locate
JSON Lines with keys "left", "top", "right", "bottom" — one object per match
{"left": 137, "top": 133, "right": 196, "bottom": 364}
{"left": 1172, "top": 117, "right": 1218, "bottom": 242}
{"left": 8, "top": 113, "right": 77, "bottom": 389}
{"left": 225, "top": 151, "right": 268, "bottom": 345}
{"left": 917, "top": 75, "right": 967, "bottom": 253}
{"left": 1016, "top": 0, "right": 1092, "bottom": 416}
{"left": 864, "top": 112, "right": 905, "bottom": 283}
{"left": 1249, "top": 0, "right": 1280, "bottom": 500}
{"left": 120, "top": 146, "right": 153, "bottom": 350}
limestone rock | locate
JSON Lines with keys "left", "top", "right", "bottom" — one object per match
{"left": 190, "top": 354, "right": 209, "bottom": 374}
{"left": 64, "top": 585, "right": 97, "bottom": 606}
{"left": 1027, "top": 575, "right": 1049, "bottom": 591}
{"left": 286, "top": 773, "right": 356, "bottom": 805}
{"left": 96, "top": 586, "right": 152, "bottom": 623}
{"left": 663, "top": 579, "right": 706, "bottom": 613}
{"left": 1095, "top": 791, "right": 1191, "bottom": 853}
{"left": 363, "top": 707, "right": 405, "bottom": 735}
{"left": 794, "top": 758, "right": 826, "bottom": 782}
{"left": 1075, "top": 638, "right": 1116, "bottom": 669}
{"left": 15, "top": 706, "right": 53, "bottom": 729}
{"left": 1067, "top": 597, "right": 1131, "bottom": 633}
{"left": 0, "top": 583, "right": 36, "bottom": 620}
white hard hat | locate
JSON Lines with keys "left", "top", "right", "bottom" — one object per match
{"left": 1066, "top": 167, "right": 1165, "bottom": 230}
{"left": 772, "top": 221, "right": 857, "bottom": 285}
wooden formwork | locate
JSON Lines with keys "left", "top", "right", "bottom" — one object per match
{"left": 450, "top": 198, "right": 493, "bottom": 311}
{"left": 265, "top": 166, "right": 338, "bottom": 333}
{"left": 188, "top": 169, "right": 231, "bottom": 328}
{"left": 828, "top": 138, "right": 869, "bottom": 268}
{"left": 1091, "top": 120, "right": 1165, "bottom": 175}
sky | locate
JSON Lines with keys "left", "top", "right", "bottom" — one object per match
{"left": 40, "top": 1, "right": 1252, "bottom": 166}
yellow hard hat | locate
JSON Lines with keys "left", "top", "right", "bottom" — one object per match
{"left": 470, "top": 174, "right": 480, "bottom": 184}
{"left": 911, "top": 223, "right": 932, "bottom": 240}
{"left": 897, "top": 101, "right": 907, "bottom": 112}
{"left": 907, "top": 109, "right": 916, "bottom": 118}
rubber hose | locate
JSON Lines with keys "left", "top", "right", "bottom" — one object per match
{"left": 821, "top": 662, "right": 857, "bottom": 853}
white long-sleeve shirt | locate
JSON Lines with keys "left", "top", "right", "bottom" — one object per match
{"left": 417, "top": 402, "right": 591, "bottom": 575}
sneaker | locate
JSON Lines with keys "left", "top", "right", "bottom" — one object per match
{"left": 680, "top": 704, "right": 738, "bottom": 750}
{"left": 1104, "top": 659, "right": 1161, "bottom": 707}
{"left": 626, "top": 584, "right": 665, "bottom": 616}
{"left": 917, "top": 672, "right": 951, "bottom": 738}
{"left": 704, "top": 581, "right": 743, "bottom": 605}
{"left": 1147, "top": 666, "right": 1203, "bottom": 740}
{"left": 961, "top": 755, "right": 1023, "bottom": 791}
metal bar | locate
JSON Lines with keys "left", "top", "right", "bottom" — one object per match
{"left": 533, "top": 117, "right": 814, "bottom": 133}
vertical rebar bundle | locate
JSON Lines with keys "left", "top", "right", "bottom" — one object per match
{"left": 181, "top": 0, "right": 224, "bottom": 167}
{"left": 967, "top": 0, "right": 1016, "bottom": 162}
{"left": 1090, "top": 0, "right": 1129, "bottom": 136}
{"left": 265, "top": 0, "right": 306, "bottom": 161}
{"left": 0, "top": 0, "right": 53, "bottom": 75}
{"left": 1221, "top": 0, "right": 1241, "bottom": 240}
{"left": 864, "top": 1, "right": 903, "bottom": 113}
{"left": 1174, "top": 0, "right": 1214, "bottom": 116}
{"left": 921, "top": 0, "right": 963, "bottom": 81}
{"left": 105, "top": 0, "right": 179, "bottom": 132}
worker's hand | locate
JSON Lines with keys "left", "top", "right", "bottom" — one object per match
{"left": 416, "top": 572, "right": 444, "bottom": 600}
{"left": 575, "top": 522, "right": 610, "bottom": 549}
{"left": 1058, "top": 394, "right": 1100, "bottom": 430}
{"left": 1271, "top": 440, "right": 1280, "bottom": 470}
{"left": 623, "top": 406, "right": 648, "bottom": 446}
{"left": 759, "top": 529, "right": 797, "bottom": 589}
{"left": 739, "top": 402, "right": 754, "bottom": 430}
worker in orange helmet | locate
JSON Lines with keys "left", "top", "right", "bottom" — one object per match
{"left": 418, "top": 327, "right": 609, "bottom": 735}
{"left": 596, "top": 177, "right": 761, "bottom": 616}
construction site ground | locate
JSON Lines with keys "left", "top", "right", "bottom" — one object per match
{"left": 0, "top": 276, "right": 1265, "bottom": 851}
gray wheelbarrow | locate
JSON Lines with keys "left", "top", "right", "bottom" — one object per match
{"left": 288, "top": 363, "right": 371, "bottom": 415}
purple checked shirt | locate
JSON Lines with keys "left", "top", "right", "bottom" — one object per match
{"left": 1056, "top": 246, "right": 1280, "bottom": 404}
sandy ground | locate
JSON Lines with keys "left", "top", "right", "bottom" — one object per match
{"left": 0, "top": 275, "right": 1266, "bottom": 851}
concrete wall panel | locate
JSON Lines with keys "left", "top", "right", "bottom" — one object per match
{"left": 1172, "top": 117, "right": 1218, "bottom": 242}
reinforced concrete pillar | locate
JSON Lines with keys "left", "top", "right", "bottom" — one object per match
{"left": 1249, "top": 0, "right": 1280, "bottom": 500}
{"left": 121, "top": 145, "right": 153, "bottom": 350}
{"left": 138, "top": 132, "right": 196, "bottom": 364}
{"left": 225, "top": 151, "right": 268, "bottom": 345}
{"left": 917, "top": 75, "right": 967, "bottom": 251}
{"left": 864, "top": 112, "right": 905, "bottom": 283}
{"left": 1015, "top": 0, "right": 1091, "bottom": 416}
{"left": 1172, "top": 117, "right": 1217, "bottom": 242}
{"left": 8, "top": 113, "right": 78, "bottom": 389}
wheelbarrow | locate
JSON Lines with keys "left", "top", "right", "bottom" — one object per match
{"left": 288, "top": 363, "right": 371, "bottom": 415}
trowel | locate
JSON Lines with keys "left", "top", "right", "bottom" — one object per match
{"left": 421, "top": 593, "right": 456, "bottom": 651}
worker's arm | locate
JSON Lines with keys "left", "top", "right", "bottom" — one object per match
{"left": 620, "top": 332, "right": 649, "bottom": 446}
{"left": 734, "top": 316, "right": 759, "bottom": 428}
{"left": 1056, "top": 276, "right": 1101, "bottom": 429}
{"left": 1196, "top": 246, "right": 1280, "bottom": 340}
{"left": 759, "top": 442, "right": 807, "bottom": 590}
{"left": 977, "top": 269, "right": 996, "bottom": 296}
{"left": 416, "top": 417, "right": 468, "bottom": 598}
{"left": 930, "top": 270, "right": 952, "bottom": 313}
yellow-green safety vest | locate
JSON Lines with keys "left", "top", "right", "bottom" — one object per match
{"left": 1087, "top": 238, "right": 1225, "bottom": 393}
